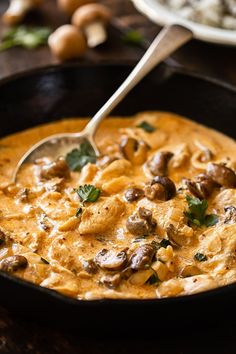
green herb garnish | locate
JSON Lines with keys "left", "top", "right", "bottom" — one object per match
{"left": 122, "top": 30, "right": 144, "bottom": 46}
{"left": 76, "top": 207, "right": 82, "bottom": 217}
{"left": 184, "top": 195, "right": 218, "bottom": 227}
{"left": 76, "top": 184, "right": 100, "bottom": 203}
{"left": 147, "top": 272, "right": 159, "bottom": 285}
{"left": 137, "top": 121, "right": 156, "bottom": 133}
{"left": 0, "top": 26, "right": 51, "bottom": 51}
{"left": 194, "top": 253, "right": 207, "bottom": 262}
{"left": 159, "top": 239, "right": 171, "bottom": 248}
{"left": 66, "top": 140, "right": 96, "bottom": 172}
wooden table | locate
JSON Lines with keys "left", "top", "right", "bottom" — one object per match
{"left": 0, "top": 1, "right": 236, "bottom": 353}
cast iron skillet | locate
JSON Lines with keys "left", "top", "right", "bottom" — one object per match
{"left": 0, "top": 63, "right": 236, "bottom": 332}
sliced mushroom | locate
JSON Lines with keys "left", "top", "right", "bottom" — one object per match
{"left": 95, "top": 249, "right": 127, "bottom": 271}
{"left": 184, "top": 173, "right": 217, "bottom": 199}
{"left": 124, "top": 187, "right": 144, "bottom": 202}
{"left": 128, "top": 269, "right": 154, "bottom": 286}
{"left": 166, "top": 224, "right": 189, "bottom": 247}
{"left": 224, "top": 206, "right": 236, "bottom": 224}
{"left": 100, "top": 273, "right": 121, "bottom": 289}
{"left": 145, "top": 176, "right": 176, "bottom": 201}
{"left": 120, "top": 137, "right": 150, "bottom": 165}
{"left": 126, "top": 208, "right": 157, "bottom": 236}
{"left": 148, "top": 151, "right": 173, "bottom": 176}
{"left": 129, "top": 244, "right": 156, "bottom": 270}
{"left": 39, "top": 157, "right": 70, "bottom": 180}
{"left": 0, "top": 230, "right": 6, "bottom": 246}
{"left": 180, "top": 264, "right": 202, "bottom": 277}
{"left": 0, "top": 255, "right": 28, "bottom": 273}
{"left": 206, "top": 163, "right": 236, "bottom": 188}
{"left": 82, "top": 259, "right": 98, "bottom": 274}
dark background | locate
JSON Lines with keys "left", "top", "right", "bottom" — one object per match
{"left": 0, "top": 1, "right": 236, "bottom": 353}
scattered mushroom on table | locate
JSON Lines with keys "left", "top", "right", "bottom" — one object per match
{"left": 72, "top": 3, "right": 112, "bottom": 48}
{"left": 2, "top": 0, "right": 43, "bottom": 25}
{"left": 48, "top": 24, "right": 87, "bottom": 61}
{"left": 57, "top": 0, "right": 94, "bottom": 15}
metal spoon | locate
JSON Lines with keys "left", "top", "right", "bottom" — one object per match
{"left": 13, "top": 25, "right": 192, "bottom": 182}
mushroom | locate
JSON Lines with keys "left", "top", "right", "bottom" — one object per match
{"left": 0, "top": 255, "right": 28, "bottom": 273}
{"left": 94, "top": 249, "right": 127, "bottom": 271}
{"left": 145, "top": 176, "right": 176, "bottom": 201}
{"left": 119, "top": 137, "right": 150, "bottom": 165}
{"left": 126, "top": 207, "right": 157, "bottom": 236}
{"left": 148, "top": 151, "right": 173, "bottom": 176}
{"left": 206, "top": 163, "right": 236, "bottom": 188}
{"left": 180, "top": 264, "right": 202, "bottom": 278}
{"left": 39, "top": 157, "right": 70, "bottom": 180}
{"left": 166, "top": 224, "right": 189, "bottom": 247}
{"left": 2, "top": 0, "right": 42, "bottom": 25}
{"left": 72, "top": 3, "right": 112, "bottom": 48}
{"left": 224, "top": 206, "right": 236, "bottom": 224}
{"left": 48, "top": 25, "right": 87, "bottom": 61}
{"left": 82, "top": 259, "right": 98, "bottom": 274}
{"left": 57, "top": 0, "right": 93, "bottom": 15}
{"left": 129, "top": 244, "right": 156, "bottom": 270}
{"left": 100, "top": 273, "right": 121, "bottom": 289}
{"left": 124, "top": 187, "right": 144, "bottom": 202}
{"left": 184, "top": 173, "right": 217, "bottom": 199}
{"left": 0, "top": 230, "right": 6, "bottom": 246}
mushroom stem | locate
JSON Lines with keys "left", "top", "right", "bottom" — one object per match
{"left": 84, "top": 21, "right": 107, "bottom": 48}
{"left": 3, "top": 0, "right": 42, "bottom": 25}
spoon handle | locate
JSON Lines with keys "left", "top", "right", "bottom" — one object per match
{"left": 83, "top": 24, "right": 193, "bottom": 137}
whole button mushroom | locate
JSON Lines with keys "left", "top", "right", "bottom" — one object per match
{"left": 57, "top": 0, "right": 94, "bottom": 15}
{"left": 206, "top": 163, "right": 236, "bottom": 188}
{"left": 124, "top": 187, "right": 144, "bottom": 202}
{"left": 145, "top": 176, "right": 176, "bottom": 201}
{"left": 48, "top": 25, "right": 87, "bottom": 61}
{"left": 72, "top": 3, "right": 112, "bottom": 48}
{"left": 3, "top": 0, "right": 43, "bottom": 25}
{"left": 0, "top": 255, "right": 28, "bottom": 273}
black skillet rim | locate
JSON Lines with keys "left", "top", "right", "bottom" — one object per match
{"left": 0, "top": 61, "right": 235, "bottom": 308}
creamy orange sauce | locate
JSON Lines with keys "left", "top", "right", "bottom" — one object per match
{"left": 0, "top": 111, "right": 235, "bottom": 300}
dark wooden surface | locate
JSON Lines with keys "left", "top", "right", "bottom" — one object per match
{"left": 0, "top": 1, "right": 236, "bottom": 353}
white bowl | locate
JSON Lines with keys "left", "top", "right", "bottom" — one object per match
{"left": 132, "top": 0, "right": 236, "bottom": 46}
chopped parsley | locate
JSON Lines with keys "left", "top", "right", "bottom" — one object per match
{"left": 137, "top": 121, "right": 156, "bottom": 133}
{"left": 66, "top": 140, "right": 96, "bottom": 172}
{"left": 147, "top": 272, "right": 159, "bottom": 285}
{"left": 159, "top": 239, "right": 171, "bottom": 248}
{"left": 76, "top": 207, "right": 82, "bottom": 217}
{"left": 76, "top": 184, "right": 100, "bottom": 203}
{"left": 0, "top": 26, "right": 51, "bottom": 51}
{"left": 122, "top": 30, "right": 144, "bottom": 46}
{"left": 194, "top": 253, "right": 207, "bottom": 262}
{"left": 184, "top": 195, "right": 218, "bottom": 227}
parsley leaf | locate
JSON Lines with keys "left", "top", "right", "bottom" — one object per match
{"left": 184, "top": 195, "right": 218, "bottom": 227}
{"left": 122, "top": 30, "right": 144, "bottom": 46}
{"left": 194, "top": 253, "right": 207, "bottom": 262}
{"left": 76, "top": 184, "right": 100, "bottom": 203}
{"left": 137, "top": 121, "right": 156, "bottom": 133}
{"left": 204, "top": 214, "right": 218, "bottom": 227}
{"left": 0, "top": 26, "right": 51, "bottom": 51}
{"left": 66, "top": 140, "right": 96, "bottom": 172}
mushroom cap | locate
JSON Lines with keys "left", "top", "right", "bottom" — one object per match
{"left": 48, "top": 25, "right": 87, "bottom": 61}
{"left": 72, "top": 3, "right": 111, "bottom": 28}
{"left": 57, "top": 0, "right": 94, "bottom": 16}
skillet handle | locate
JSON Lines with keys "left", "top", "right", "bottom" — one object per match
{"left": 83, "top": 24, "right": 193, "bottom": 138}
